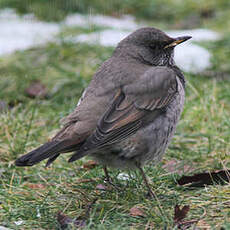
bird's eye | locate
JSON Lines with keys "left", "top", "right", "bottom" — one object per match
{"left": 150, "top": 44, "right": 156, "bottom": 49}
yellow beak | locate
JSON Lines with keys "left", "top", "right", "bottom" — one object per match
{"left": 164, "top": 36, "right": 192, "bottom": 49}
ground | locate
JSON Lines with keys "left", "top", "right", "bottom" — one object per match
{"left": 0, "top": 1, "right": 230, "bottom": 229}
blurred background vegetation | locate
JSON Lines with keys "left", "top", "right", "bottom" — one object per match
{"left": 0, "top": 0, "right": 229, "bottom": 27}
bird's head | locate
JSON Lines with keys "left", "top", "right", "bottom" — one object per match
{"left": 115, "top": 27, "right": 192, "bottom": 66}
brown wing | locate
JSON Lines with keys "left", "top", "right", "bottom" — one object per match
{"left": 68, "top": 67, "right": 179, "bottom": 162}
{"left": 83, "top": 89, "right": 146, "bottom": 147}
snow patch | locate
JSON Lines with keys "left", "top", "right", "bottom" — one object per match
{"left": 0, "top": 9, "right": 59, "bottom": 56}
{"left": 36, "top": 207, "right": 41, "bottom": 218}
{"left": 65, "top": 14, "right": 140, "bottom": 30}
{"left": 71, "top": 29, "right": 129, "bottom": 46}
{"left": 0, "top": 9, "right": 221, "bottom": 73}
{"left": 14, "top": 220, "right": 24, "bottom": 226}
{"left": 117, "top": 173, "right": 130, "bottom": 181}
{"left": 174, "top": 43, "right": 211, "bottom": 73}
{"left": 167, "top": 29, "right": 220, "bottom": 42}
{"left": 0, "top": 227, "right": 13, "bottom": 230}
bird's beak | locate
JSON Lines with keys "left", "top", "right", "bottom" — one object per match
{"left": 164, "top": 36, "right": 192, "bottom": 49}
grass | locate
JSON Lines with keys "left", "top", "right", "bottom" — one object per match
{"left": 1, "top": 0, "right": 230, "bottom": 29}
{"left": 0, "top": 4, "right": 230, "bottom": 230}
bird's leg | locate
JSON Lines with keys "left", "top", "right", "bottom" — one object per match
{"left": 103, "top": 166, "right": 112, "bottom": 183}
{"left": 103, "top": 166, "right": 121, "bottom": 191}
{"left": 136, "top": 164, "right": 157, "bottom": 200}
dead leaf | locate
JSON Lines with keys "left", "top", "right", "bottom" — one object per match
{"left": 174, "top": 205, "right": 190, "bottom": 223}
{"left": 57, "top": 198, "right": 97, "bottom": 229}
{"left": 130, "top": 206, "right": 145, "bottom": 217}
{"left": 57, "top": 212, "right": 86, "bottom": 230}
{"left": 96, "top": 184, "right": 107, "bottom": 190}
{"left": 24, "top": 183, "right": 46, "bottom": 189}
{"left": 25, "top": 80, "right": 48, "bottom": 99}
{"left": 83, "top": 160, "right": 98, "bottom": 170}
{"left": 163, "top": 159, "right": 194, "bottom": 175}
{"left": 177, "top": 169, "right": 230, "bottom": 187}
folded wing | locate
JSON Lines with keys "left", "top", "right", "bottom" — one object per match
{"left": 69, "top": 66, "right": 179, "bottom": 162}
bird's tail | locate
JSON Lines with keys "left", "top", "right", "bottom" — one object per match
{"left": 15, "top": 140, "right": 81, "bottom": 167}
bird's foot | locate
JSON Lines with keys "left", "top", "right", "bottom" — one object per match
{"left": 104, "top": 176, "right": 122, "bottom": 191}
{"left": 103, "top": 167, "right": 121, "bottom": 191}
{"left": 135, "top": 163, "right": 158, "bottom": 200}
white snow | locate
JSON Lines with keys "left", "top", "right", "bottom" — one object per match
{"left": 71, "top": 29, "right": 129, "bottom": 46}
{"left": 174, "top": 43, "right": 211, "bottom": 73}
{"left": 167, "top": 29, "right": 220, "bottom": 42}
{"left": 0, "top": 9, "right": 59, "bottom": 56}
{"left": 117, "top": 173, "right": 130, "bottom": 181}
{"left": 14, "top": 220, "right": 24, "bottom": 225}
{"left": 0, "top": 227, "right": 13, "bottom": 230}
{"left": 65, "top": 14, "right": 140, "bottom": 30}
{"left": 36, "top": 207, "right": 41, "bottom": 218}
{"left": 0, "top": 9, "right": 221, "bottom": 73}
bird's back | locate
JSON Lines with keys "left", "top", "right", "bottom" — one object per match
{"left": 59, "top": 57, "right": 151, "bottom": 138}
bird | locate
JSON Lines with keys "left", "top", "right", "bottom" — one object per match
{"left": 15, "top": 27, "right": 191, "bottom": 198}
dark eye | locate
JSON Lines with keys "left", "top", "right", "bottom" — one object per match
{"left": 149, "top": 44, "right": 156, "bottom": 50}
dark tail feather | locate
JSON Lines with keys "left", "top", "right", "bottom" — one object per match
{"left": 15, "top": 141, "right": 67, "bottom": 167}
{"left": 45, "top": 142, "right": 83, "bottom": 166}
{"left": 45, "top": 153, "right": 60, "bottom": 167}
{"left": 68, "top": 148, "right": 89, "bottom": 163}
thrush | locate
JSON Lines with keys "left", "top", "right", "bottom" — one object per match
{"left": 15, "top": 27, "right": 191, "bottom": 198}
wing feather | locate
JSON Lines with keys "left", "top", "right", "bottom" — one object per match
{"left": 69, "top": 66, "right": 180, "bottom": 161}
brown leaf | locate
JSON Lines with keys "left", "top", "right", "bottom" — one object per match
{"left": 163, "top": 159, "right": 194, "bottom": 175}
{"left": 82, "top": 160, "right": 98, "bottom": 170}
{"left": 57, "top": 212, "right": 86, "bottom": 230}
{"left": 130, "top": 206, "right": 145, "bottom": 217}
{"left": 177, "top": 169, "right": 230, "bottom": 187}
{"left": 174, "top": 205, "right": 190, "bottom": 223}
{"left": 24, "top": 183, "right": 46, "bottom": 189}
{"left": 57, "top": 212, "right": 72, "bottom": 228}
{"left": 57, "top": 198, "right": 97, "bottom": 230}
{"left": 25, "top": 80, "right": 48, "bottom": 99}
{"left": 96, "top": 184, "right": 107, "bottom": 190}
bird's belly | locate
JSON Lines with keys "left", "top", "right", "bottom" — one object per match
{"left": 136, "top": 79, "right": 185, "bottom": 166}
